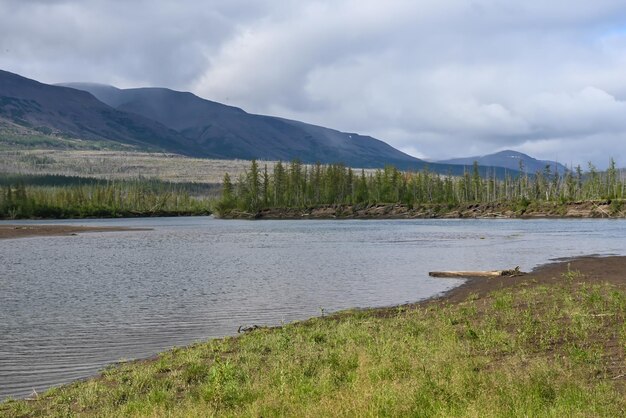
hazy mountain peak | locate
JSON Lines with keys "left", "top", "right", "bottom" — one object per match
{"left": 437, "top": 150, "right": 568, "bottom": 174}
{"left": 57, "top": 82, "right": 126, "bottom": 108}
{"left": 60, "top": 82, "right": 119, "bottom": 89}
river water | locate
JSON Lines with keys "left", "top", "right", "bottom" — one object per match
{"left": 1, "top": 217, "right": 625, "bottom": 400}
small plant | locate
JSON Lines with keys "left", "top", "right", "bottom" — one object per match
{"left": 610, "top": 199, "right": 624, "bottom": 216}
{"left": 516, "top": 197, "right": 531, "bottom": 213}
{"left": 562, "top": 263, "right": 584, "bottom": 282}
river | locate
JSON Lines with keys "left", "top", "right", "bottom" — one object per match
{"left": 1, "top": 217, "right": 625, "bottom": 400}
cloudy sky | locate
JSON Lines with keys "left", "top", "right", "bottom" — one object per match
{"left": 2, "top": 0, "right": 626, "bottom": 168}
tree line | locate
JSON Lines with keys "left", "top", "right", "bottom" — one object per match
{"left": 0, "top": 179, "right": 212, "bottom": 219}
{"left": 216, "top": 159, "right": 626, "bottom": 213}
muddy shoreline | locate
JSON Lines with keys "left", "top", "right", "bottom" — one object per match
{"left": 0, "top": 224, "right": 151, "bottom": 240}
{"left": 355, "top": 255, "right": 626, "bottom": 330}
{"left": 420, "top": 254, "right": 626, "bottom": 306}
{"left": 222, "top": 200, "right": 626, "bottom": 219}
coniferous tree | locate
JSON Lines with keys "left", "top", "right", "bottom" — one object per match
{"left": 212, "top": 157, "right": 626, "bottom": 216}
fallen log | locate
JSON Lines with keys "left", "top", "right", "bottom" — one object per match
{"left": 429, "top": 266, "right": 525, "bottom": 278}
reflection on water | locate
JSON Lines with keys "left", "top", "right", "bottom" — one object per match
{"left": 1, "top": 217, "right": 625, "bottom": 399}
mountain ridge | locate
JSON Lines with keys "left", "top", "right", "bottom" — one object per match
{"left": 2, "top": 69, "right": 520, "bottom": 177}
{"left": 0, "top": 70, "right": 212, "bottom": 156}
{"left": 59, "top": 82, "right": 426, "bottom": 169}
{"left": 437, "top": 150, "right": 568, "bottom": 175}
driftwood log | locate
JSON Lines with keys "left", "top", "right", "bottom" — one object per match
{"left": 429, "top": 266, "right": 525, "bottom": 278}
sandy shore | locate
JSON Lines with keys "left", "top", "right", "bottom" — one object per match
{"left": 0, "top": 224, "right": 151, "bottom": 240}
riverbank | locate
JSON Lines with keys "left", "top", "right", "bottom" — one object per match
{"left": 0, "top": 224, "right": 151, "bottom": 240}
{"left": 220, "top": 200, "right": 626, "bottom": 219}
{"left": 1, "top": 255, "right": 624, "bottom": 417}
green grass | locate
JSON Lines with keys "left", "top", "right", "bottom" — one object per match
{"left": 2, "top": 276, "right": 625, "bottom": 417}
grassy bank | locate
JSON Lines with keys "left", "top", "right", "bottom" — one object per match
{"left": 2, "top": 259, "right": 625, "bottom": 417}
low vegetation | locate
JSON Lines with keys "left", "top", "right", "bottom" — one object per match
{"left": 216, "top": 159, "right": 626, "bottom": 215}
{"left": 0, "top": 175, "right": 214, "bottom": 219}
{"left": 1, "top": 272, "right": 624, "bottom": 417}
{"left": 0, "top": 150, "right": 266, "bottom": 184}
{"left": 3, "top": 151, "right": 625, "bottom": 219}
{"left": 0, "top": 122, "right": 135, "bottom": 151}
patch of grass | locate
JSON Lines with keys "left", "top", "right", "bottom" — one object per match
{"left": 1, "top": 277, "right": 625, "bottom": 417}
{"left": 562, "top": 263, "right": 585, "bottom": 283}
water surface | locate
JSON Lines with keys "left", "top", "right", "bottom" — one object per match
{"left": 1, "top": 217, "right": 625, "bottom": 399}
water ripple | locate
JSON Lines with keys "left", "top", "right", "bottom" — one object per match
{"left": 1, "top": 217, "right": 625, "bottom": 399}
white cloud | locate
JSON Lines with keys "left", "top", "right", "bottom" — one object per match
{"left": 2, "top": 0, "right": 626, "bottom": 168}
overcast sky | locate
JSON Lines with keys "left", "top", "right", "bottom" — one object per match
{"left": 2, "top": 0, "right": 626, "bottom": 168}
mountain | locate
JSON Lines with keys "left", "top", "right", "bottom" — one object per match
{"left": 437, "top": 150, "right": 568, "bottom": 175}
{"left": 60, "top": 82, "right": 427, "bottom": 169}
{"left": 0, "top": 70, "right": 208, "bottom": 155}
{"left": 1, "top": 70, "right": 520, "bottom": 176}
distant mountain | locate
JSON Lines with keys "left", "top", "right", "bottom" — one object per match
{"left": 437, "top": 150, "right": 568, "bottom": 175}
{"left": 60, "top": 82, "right": 426, "bottom": 169}
{"left": 0, "top": 70, "right": 206, "bottom": 155}
{"left": 1, "top": 70, "right": 520, "bottom": 176}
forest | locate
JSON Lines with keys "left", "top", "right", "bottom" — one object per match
{"left": 2, "top": 158, "right": 624, "bottom": 219}
{"left": 216, "top": 159, "right": 626, "bottom": 214}
{"left": 0, "top": 175, "right": 213, "bottom": 219}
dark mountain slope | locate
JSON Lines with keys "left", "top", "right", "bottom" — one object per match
{"left": 438, "top": 150, "right": 568, "bottom": 175}
{"left": 3, "top": 72, "right": 520, "bottom": 176}
{"left": 61, "top": 83, "right": 431, "bottom": 169}
{"left": 0, "top": 71, "right": 208, "bottom": 155}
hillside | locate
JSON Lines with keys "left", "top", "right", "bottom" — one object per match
{"left": 2, "top": 70, "right": 519, "bottom": 175}
{"left": 61, "top": 82, "right": 427, "bottom": 169}
{"left": 0, "top": 70, "right": 207, "bottom": 156}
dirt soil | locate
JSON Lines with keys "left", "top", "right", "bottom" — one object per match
{"left": 0, "top": 224, "right": 150, "bottom": 240}
{"left": 224, "top": 201, "right": 625, "bottom": 219}
{"left": 433, "top": 255, "right": 626, "bottom": 304}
